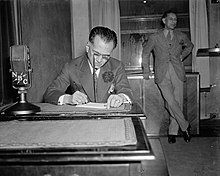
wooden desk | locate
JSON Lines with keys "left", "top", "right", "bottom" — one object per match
{"left": 0, "top": 103, "right": 154, "bottom": 176}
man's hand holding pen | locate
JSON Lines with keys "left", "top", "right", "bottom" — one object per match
{"left": 63, "top": 90, "right": 128, "bottom": 109}
{"left": 64, "top": 91, "right": 88, "bottom": 105}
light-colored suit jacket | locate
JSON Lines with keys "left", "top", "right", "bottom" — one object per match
{"left": 142, "top": 29, "right": 194, "bottom": 83}
{"left": 43, "top": 54, "right": 133, "bottom": 104}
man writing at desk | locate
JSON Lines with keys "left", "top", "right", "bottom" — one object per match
{"left": 43, "top": 26, "right": 133, "bottom": 109}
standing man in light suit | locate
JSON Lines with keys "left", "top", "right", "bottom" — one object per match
{"left": 142, "top": 10, "right": 194, "bottom": 143}
{"left": 44, "top": 26, "right": 133, "bottom": 109}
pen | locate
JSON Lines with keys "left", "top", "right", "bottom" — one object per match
{"left": 74, "top": 82, "right": 91, "bottom": 102}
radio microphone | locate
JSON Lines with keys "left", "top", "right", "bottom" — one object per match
{"left": 3, "top": 45, "right": 40, "bottom": 115}
{"left": 10, "top": 44, "right": 31, "bottom": 88}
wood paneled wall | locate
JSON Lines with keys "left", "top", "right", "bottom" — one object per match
{"left": 20, "top": 0, "right": 71, "bottom": 102}
{"left": 141, "top": 73, "right": 199, "bottom": 135}
{"left": 119, "top": 0, "right": 192, "bottom": 70}
{"left": 207, "top": 1, "right": 220, "bottom": 114}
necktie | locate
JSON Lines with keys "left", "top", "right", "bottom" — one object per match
{"left": 93, "top": 70, "right": 98, "bottom": 102}
{"left": 167, "top": 31, "right": 172, "bottom": 41}
{"left": 167, "top": 31, "right": 173, "bottom": 47}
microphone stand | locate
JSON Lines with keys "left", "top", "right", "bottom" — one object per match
{"left": 4, "top": 89, "right": 40, "bottom": 115}
{"left": 4, "top": 70, "right": 40, "bottom": 115}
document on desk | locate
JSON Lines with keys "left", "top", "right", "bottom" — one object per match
{"left": 37, "top": 102, "right": 130, "bottom": 114}
{"left": 75, "top": 102, "right": 107, "bottom": 109}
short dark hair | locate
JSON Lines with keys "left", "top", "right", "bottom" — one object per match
{"left": 89, "top": 26, "right": 117, "bottom": 49}
{"left": 162, "top": 10, "right": 176, "bottom": 19}
{"left": 161, "top": 10, "right": 177, "bottom": 27}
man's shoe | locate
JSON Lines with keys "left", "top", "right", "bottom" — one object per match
{"left": 168, "top": 135, "right": 176, "bottom": 143}
{"left": 183, "top": 125, "right": 191, "bottom": 143}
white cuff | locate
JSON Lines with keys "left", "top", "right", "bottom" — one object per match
{"left": 118, "top": 93, "right": 132, "bottom": 104}
{"left": 58, "top": 95, "right": 65, "bottom": 105}
{"left": 58, "top": 94, "right": 72, "bottom": 105}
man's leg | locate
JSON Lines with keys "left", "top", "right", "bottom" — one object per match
{"left": 157, "top": 64, "right": 189, "bottom": 134}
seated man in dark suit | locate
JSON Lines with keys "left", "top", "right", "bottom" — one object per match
{"left": 43, "top": 26, "right": 133, "bottom": 109}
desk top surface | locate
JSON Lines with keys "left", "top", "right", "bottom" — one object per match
{"left": 0, "top": 102, "right": 145, "bottom": 120}
{"left": 0, "top": 103, "right": 154, "bottom": 163}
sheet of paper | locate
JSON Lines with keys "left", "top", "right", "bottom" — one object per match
{"left": 35, "top": 103, "right": 129, "bottom": 114}
{"left": 76, "top": 102, "right": 107, "bottom": 109}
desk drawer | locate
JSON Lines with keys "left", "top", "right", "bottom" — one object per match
{"left": 0, "top": 163, "right": 141, "bottom": 176}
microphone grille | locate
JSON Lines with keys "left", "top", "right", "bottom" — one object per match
{"left": 10, "top": 45, "right": 29, "bottom": 72}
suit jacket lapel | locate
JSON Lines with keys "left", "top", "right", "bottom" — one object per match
{"left": 78, "top": 57, "right": 114, "bottom": 103}
{"left": 172, "top": 31, "right": 179, "bottom": 48}
{"left": 158, "top": 30, "right": 169, "bottom": 48}
{"left": 97, "top": 62, "right": 113, "bottom": 102}
{"left": 79, "top": 57, "right": 95, "bottom": 102}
